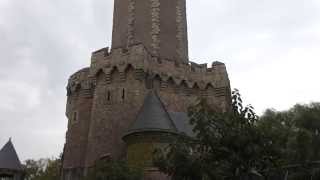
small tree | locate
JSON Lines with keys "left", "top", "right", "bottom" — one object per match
{"left": 85, "top": 158, "right": 143, "bottom": 180}
{"left": 24, "top": 156, "right": 61, "bottom": 180}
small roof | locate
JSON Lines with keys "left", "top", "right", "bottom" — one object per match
{"left": 125, "top": 91, "right": 177, "bottom": 136}
{"left": 0, "top": 139, "right": 23, "bottom": 171}
{"left": 169, "top": 112, "right": 195, "bottom": 137}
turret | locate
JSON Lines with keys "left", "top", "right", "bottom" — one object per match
{"left": 63, "top": 68, "right": 95, "bottom": 173}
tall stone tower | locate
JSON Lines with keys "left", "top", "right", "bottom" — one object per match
{"left": 112, "top": 0, "right": 188, "bottom": 63}
{"left": 62, "top": 0, "right": 231, "bottom": 179}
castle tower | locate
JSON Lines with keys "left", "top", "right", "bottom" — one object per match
{"left": 62, "top": 1, "right": 231, "bottom": 179}
{"left": 112, "top": 0, "right": 189, "bottom": 63}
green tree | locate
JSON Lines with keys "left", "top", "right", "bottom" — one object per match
{"left": 258, "top": 103, "right": 320, "bottom": 179}
{"left": 24, "top": 159, "right": 44, "bottom": 180}
{"left": 24, "top": 156, "right": 61, "bottom": 180}
{"left": 154, "top": 89, "right": 278, "bottom": 180}
{"left": 259, "top": 103, "right": 320, "bottom": 163}
{"left": 40, "top": 158, "right": 61, "bottom": 180}
{"left": 85, "top": 158, "right": 143, "bottom": 180}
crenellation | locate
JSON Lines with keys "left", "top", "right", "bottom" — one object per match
{"left": 90, "top": 44, "right": 229, "bottom": 93}
{"left": 93, "top": 47, "right": 110, "bottom": 57}
{"left": 67, "top": 68, "right": 96, "bottom": 97}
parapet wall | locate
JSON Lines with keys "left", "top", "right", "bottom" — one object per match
{"left": 67, "top": 43, "right": 230, "bottom": 99}
{"left": 89, "top": 43, "right": 229, "bottom": 91}
{"left": 67, "top": 68, "right": 95, "bottom": 98}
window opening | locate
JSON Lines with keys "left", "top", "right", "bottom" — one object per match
{"left": 107, "top": 91, "right": 111, "bottom": 101}
{"left": 72, "top": 111, "right": 77, "bottom": 123}
{"left": 122, "top": 88, "right": 125, "bottom": 100}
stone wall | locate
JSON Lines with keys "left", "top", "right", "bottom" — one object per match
{"left": 111, "top": 0, "right": 189, "bottom": 63}
{"left": 64, "top": 68, "right": 94, "bottom": 169}
{"left": 63, "top": 43, "right": 231, "bottom": 178}
{"left": 91, "top": 44, "right": 230, "bottom": 96}
{"left": 84, "top": 64, "right": 147, "bottom": 167}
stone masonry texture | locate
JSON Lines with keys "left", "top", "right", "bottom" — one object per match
{"left": 62, "top": 0, "right": 231, "bottom": 179}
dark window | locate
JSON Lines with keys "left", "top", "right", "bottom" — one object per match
{"left": 107, "top": 91, "right": 111, "bottom": 101}
{"left": 122, "top": 88, "right": 125, "bottom": 100}
{"left": 72, "top": 111, "right": 77, "bottom": 123}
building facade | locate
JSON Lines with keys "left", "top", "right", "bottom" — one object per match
{"left": 62, "top": 0, "right": 231, "bottom": 179}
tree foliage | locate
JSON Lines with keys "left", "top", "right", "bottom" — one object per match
{"left": 259, "top": 103, "right": 320, "bottom": 164}
{"left": 24, "top": 155, "right": 143, "bottom": 180}
{"left": 258, "top": 103, "right": 320, "bottom": 179}
{"left": 24, "top": 156, "right": 61, "bottom": 180}
{"left": 154, "top": 89, "right": 320, "bottom": 180}
{"left": 154, "top": 89, "right": 275, "bottom": 179}
{"left": 85, "top": 158, "right": 143, "bottom": 180}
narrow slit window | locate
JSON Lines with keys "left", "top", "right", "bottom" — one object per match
{"left": 122, "top": 88, "right": 125, "bottom": 100}
{"left": 72, "top": 111, "right": 77, "bottom": 123}
{"left": 107, "top": 91, "right": 111, "bottom": 101}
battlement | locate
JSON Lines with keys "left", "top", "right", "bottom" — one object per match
{"left": 90, "top": 44, "right": 229, "bottom": 89}
{"left": 91, "top": 44, "right": 226, "bottom": 72}
{"left": 66, "top": 44, "right": 229, "bottom": 98}
{"left": 67, "top": 68, "right": 95, "bottom": 97}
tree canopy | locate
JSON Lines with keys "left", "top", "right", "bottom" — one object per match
{"left": 24, "top": 156, "right": 61, "bottom": 180}
{"left": 85, "top": 157, "right": 143, "bottom": 180}
{"left": 258, "top": 103, "right": 320, "bottom": 179}
{"left": 154, "top": 90, "right": 320, "bottom": 180}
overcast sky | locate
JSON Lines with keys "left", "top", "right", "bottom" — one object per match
{"left": 0, "top": 0, "right": 319, "bottom": 162}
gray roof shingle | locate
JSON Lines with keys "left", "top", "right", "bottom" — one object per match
{"left": 169, "top": 112, "right": 195, "bottom": 137}
{"left": 125, "top": 91, "right": 178, "bottom": 136}
{"left": 0, "top": 139, "right": 23, "bottom": 171}
{"left": 124, "top": 91, "right": 197, "bottom": 138}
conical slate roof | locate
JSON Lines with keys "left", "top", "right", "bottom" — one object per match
{"left": 125, "top": 91, "right": 177, "bottom": 136}
{"left": 0, "top": 139, "right": 23, "bottom": 171}
{"left": 169, "top": 112, "right": 196, "bottom": 137}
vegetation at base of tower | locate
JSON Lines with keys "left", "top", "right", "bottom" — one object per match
{"left": 24, "top": 155, "right": 61, "bottom": 180}
{"left": 85, "top": 158, "right": 143, "bottom": 180}
{"left": 153, "top": 89, "right": 320, "bottom": 180}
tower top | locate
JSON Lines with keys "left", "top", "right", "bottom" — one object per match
{"left": 111, "top": 0, "right": 189, "bottom": 63}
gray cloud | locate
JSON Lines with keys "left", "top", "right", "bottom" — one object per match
{"left": 186, "top": 0, "right": 320, "bottom": 113}
{"left": 0, "top": 0, "right": 113, "bottom": 160}
{"left": 0, "top": 0, "right": 319, "bottom": 161}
